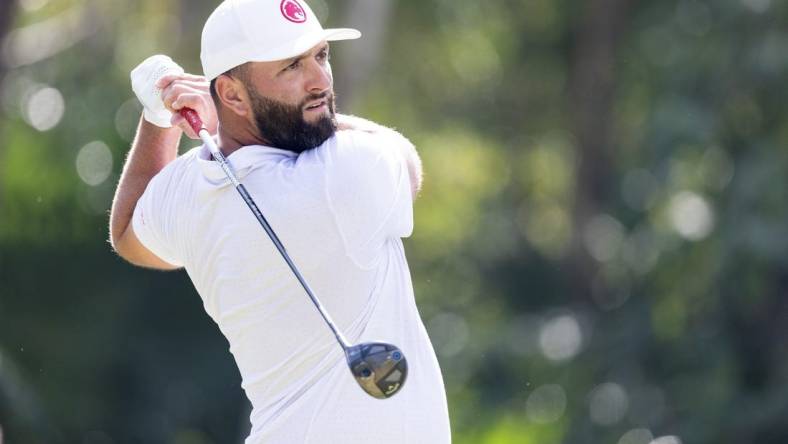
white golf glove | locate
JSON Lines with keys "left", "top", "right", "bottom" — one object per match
{"left": 130, "top": 55, "right": 184, "bottom": 128}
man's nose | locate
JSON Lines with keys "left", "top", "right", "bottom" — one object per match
{"left": 305, "top": 60, "right": 332, "bottom": 94}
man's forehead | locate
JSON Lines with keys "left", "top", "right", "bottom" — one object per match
{"left": 241, "top": 41, "right": 329, "bottom": 75}
{"left": 279, "top": 40, "right": 330, "bottom": 65}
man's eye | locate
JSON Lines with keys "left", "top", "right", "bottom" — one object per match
{"left": 318, "top": 50, "right": 330, "bottom": 61}
{"left": 286, "top": 61, "right": 300, "bottom": 71}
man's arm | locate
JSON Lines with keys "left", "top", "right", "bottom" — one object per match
{"left": 110, "top": 55, "right": 216, "bottom": 269}
{"left": 109, "top": 118, "right": 182, "bottom": 269}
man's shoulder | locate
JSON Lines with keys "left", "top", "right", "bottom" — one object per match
{"left": 301, "top": 120, "right": 413, "bottom": 179}
{"left": 320, "top": 129, "right": 408, "bottom": 192}
{"left": 155, "top": 146, "right": 202, "bottom": 177}
{"left": 173, "top": 145, "right": 203, "bottom": 167}
{"left": 328, "top": 127, "right": 411, "bottom": 159}
{"left": 320, "top": 131, "right": 383, "bottom": 170}
{"left": 147, "top": 146, "right": 203, "bottom": 194}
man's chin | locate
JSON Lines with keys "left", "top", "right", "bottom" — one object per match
{"left": 305, "top": 112, "right": 338, "bottom": 133}
{"left": 303, "top": 108, "right": 333, "bottom": 123}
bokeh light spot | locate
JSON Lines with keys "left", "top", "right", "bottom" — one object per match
{"left": 618, "top": 429, "right": 654, "bottom": 444}
{"left": 741, "top": 0, "right": 771, "bottom": 13}
{"left": 668, "top": 191, "right": 714, "bottom": 240}
{"left": 520, "top": 136, "right": 576, "bottom": 200}
{"left": 76, "top": 141, "right": 113, "bottom": 186}
{"left": 428, "top": 312, "right": 470, "bottom": 358}
{"left": 78, "top": 180, "right": 117, "bottom": 216}
{"left": 584, "top": 214, "right": 625, "bottom": 262}
{"left": 622, "top": 226, "right": 661, "bottom": 275}
{"left": 589, "top": 382, "right": 629, "bottom": 425}
{"left": 526, "top": 384, "right": 567, "bottom": 423}
{"left": 23, "top": 86, "right": 64, "bottom": 131}
{"left": 449, "top": 31, "right": 502, "bottom": 87}
{"left": 115, "top": 98, "right": 143, "bottom": 142}
{"left": 19, "top": 0, "right": 50, "bottom": 12}
{"left": 650, "top": 436, "right": 682, "bottom": 444}
{"left": 519, "top": 202, "right": 572, "bottom": 259}
{"left": 539, "top": 314, "right": 583, "bottom": 362}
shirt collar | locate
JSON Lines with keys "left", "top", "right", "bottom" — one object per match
{"left": 197, "top": 142, "right": 298, "bottom": 186}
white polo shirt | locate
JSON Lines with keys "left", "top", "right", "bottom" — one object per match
{"left": 132, "top": 128, "right": 451, "bottom": 443}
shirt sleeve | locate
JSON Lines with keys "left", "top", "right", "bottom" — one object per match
{"left": 325, "top": 130, "right": 414, "bottom": 267}
{"left": 131, "top": 167, "right": 186, "bottom": 267}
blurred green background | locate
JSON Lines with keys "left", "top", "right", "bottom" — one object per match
{"left": 1, "top": 0, "right": 787, "bottom": 443}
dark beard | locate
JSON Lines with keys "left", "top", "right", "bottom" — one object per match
{"left": 248, "top": 90, "right": 337, "bottom": 154}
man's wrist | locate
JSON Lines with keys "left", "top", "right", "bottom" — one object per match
{"left": 143, "top": 108, "right": 175, "bottom": 128}
{"left": 140, "top": 115, "right": 181, "bottom": 133}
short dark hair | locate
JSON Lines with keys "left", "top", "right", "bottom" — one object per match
{"left": 209, "top": 64, "right": 249, "bottom": 107}
{"left": 209, "top": 78, "right": 220, "bottom": 106}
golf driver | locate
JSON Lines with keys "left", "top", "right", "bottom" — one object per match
{"left": 179, "top": 108, "right": 408, "bottom": 399}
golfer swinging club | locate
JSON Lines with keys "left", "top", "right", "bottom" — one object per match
{"left": 108, "top": 0, "right": 451, "bottom": 442}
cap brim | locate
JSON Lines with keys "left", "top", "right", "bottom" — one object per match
{"left": 323, "top": 27, "right": 362, "bottom": 42}
{"left": 246, "top": 28, "right": 361, "bottom": 64}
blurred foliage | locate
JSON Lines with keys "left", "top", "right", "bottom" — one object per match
{"left": 2, "top": 0, "right": 788, "bottom": 443}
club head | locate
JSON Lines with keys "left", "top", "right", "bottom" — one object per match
{"left": 345, "top": 342, "right": 408, "bottom": 399}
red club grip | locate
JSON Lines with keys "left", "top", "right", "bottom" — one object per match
{"left": 179, "top": 108, "right": 203, "bottom": 134}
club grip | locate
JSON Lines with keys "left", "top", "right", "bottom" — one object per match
{"left": 179, "top": 108, "right": 203, "bottom": 134}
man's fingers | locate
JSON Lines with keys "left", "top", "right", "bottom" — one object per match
{"left": 171, "top": 93, "right": 216, "bottom": 137}
{"left": 161, "top": 85, "right": 209, "bottom": 112}
{"left": 170, "top": 113, "right": 200, "bottom": 140}
{"left": 180, "top": 73, "right": 207, "bottom": 82}
{"left": 156, "top": 77, "right": 218, "bottom": 136}
{"left": 171, "top": 93, "right": 209, "bottom": 113}
{"left": 155, "top": 74, "right": 178, "bottom": 89}
{"left": 156, "top": 74, "right": 208, "bottom": 90}
{"left": 162, "top": 79, "right": 210, "bottom": 92}
{"left": 159, "top": 77, "right": 211, "bottom": 110}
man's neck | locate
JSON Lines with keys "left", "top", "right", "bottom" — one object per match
{"left": 215, "top": 123, "right": 271, "bottom": 157}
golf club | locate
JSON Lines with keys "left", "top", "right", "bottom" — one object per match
{"left": 179, "top": 108, "right": 408, "bottom": 399}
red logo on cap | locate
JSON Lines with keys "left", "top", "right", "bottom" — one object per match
{"left": 281, "top": 0, "right": 307, "bottom": 23}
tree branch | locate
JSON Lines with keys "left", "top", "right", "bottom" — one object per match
{"left": 567, "top": 0, "right": 632, "bottom": 300}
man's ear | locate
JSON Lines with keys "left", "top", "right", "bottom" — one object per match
{"left": 215, "top": 75, "right": 249, "bottom": 117}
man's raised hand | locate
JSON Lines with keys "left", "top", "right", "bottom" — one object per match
{"left": 158, "top": 73, "right": 217, "bottom": 139}
{"left": 130, "top": 54, "right": 217, "bottom": 139}
{"left": 130, "top": 55, "right": 184, "bottom": 128}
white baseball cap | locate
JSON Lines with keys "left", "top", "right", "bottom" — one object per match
{"left": 200, "top": 0, "right": 361, "bottom": 80}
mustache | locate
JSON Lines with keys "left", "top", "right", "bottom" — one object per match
{"left": 299, "top": 91, "right": 332, "bottom": 108}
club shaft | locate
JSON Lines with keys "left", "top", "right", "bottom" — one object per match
{"left": 197, "top": 128, "right": 350, "bottom": 351}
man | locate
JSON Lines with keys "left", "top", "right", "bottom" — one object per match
{"left": 108, "top": 0, "right": 451, "bottom": 442}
